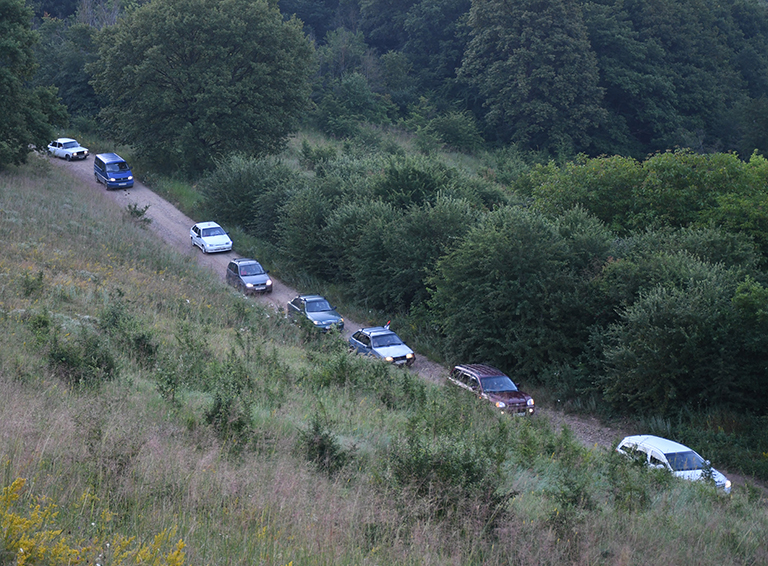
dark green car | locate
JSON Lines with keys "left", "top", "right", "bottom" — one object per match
{"left": 287, "top": 295, "right": 344, "bottom": 332}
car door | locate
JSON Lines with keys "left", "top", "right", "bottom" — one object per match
{"left": 52, "top": 142, "right": 63, "bottom": 158}
{"left": 226, "top": 262, "right": 237, "bottom": 287}
{"left": 287, "top": 298, "right": 302, "bottom": 321}
{"left": 191, "top": 226, "right": 201, "bottom": 248}
{"left": 350, "top": 331, "right": 372, "bottom": 354}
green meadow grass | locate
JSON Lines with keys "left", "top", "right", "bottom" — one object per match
{"left": 2, "top": 159, "right": 767, "bottom": 565}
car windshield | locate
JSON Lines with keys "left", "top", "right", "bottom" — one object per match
{"left": 106, "top": 162, "right": 129, "bottom": 172}
{"left": 371, "top": 333, "right": 402, "bottom": 348}
{"left": 63, "top": 141, "right": 79, "bottom": 148}
{"left": 305, "top": 299, "right": 332, "bottom": 313}
{"left": 202, "top": 227, "right": 226, "bottom": 237}
{"left": 665, "top": 450, "right": 706, "bottom": 471}
{"left": 239, "top": 264, "right": 264, "bottom": 276}
{"left": 480, "top": 375, "right": 518, "bottom": 392}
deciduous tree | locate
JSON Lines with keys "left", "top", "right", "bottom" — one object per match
{"left": 0, "top": 0, "right": 66, "bottom": 170}
{"left": 91, "top": 0, "right": 315, "bottom": 173}
{"left": 459, "top": 0, "right": 606, "bottom": 153}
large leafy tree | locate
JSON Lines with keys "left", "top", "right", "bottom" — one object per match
{"left": 427, "top": 206, "right": 591, "bottom": 381}
{"left": 459, "top": 0, "right": 606, "bottom": 153}
{"left": 0, "top": 0, "right": 66, "bottom": 170}
{"left": 34, "top": 19, "right": 102, "bottom": 117}
{"left": 91, "top": 0, "right": 315, "bottom": 173}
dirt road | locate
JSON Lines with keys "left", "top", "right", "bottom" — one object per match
{"left": 51, "top": 155, "right": 625, "bottom": 451}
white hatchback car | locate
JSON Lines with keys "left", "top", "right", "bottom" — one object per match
{"left": 617, "top": 435, "right": 731, "bottom": 493}
{"left": 190, "top": 222, "right": 233, "bottom": 254}
{"left": 48, "top": 137, "right": 89, "bottom": 161}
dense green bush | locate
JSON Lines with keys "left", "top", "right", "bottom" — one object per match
{"left": 428, "top": 206, "right": 598, "bottom": 382}
{"left": 296, "top": 408, "right": 352, "bottom": 476}
{"left": 48, "top": 325, "right": 118, "bottom": 387}
{"left": 202, "top": 155, "right": 300, "bottom": 239}
{"left": 599, "top": 262, "right": 768, "bottom": 414}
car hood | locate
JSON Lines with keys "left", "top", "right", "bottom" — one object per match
{"left": 673, "top": 467, "right": 730, "bottom": 491}
{"left": 486, "top": 391, "right": 531, "bottom": 405}
{"left": 307, "top": 311, "right": 342, "bottom": 325}
{"left": 202, "top": 235, "right": 232, "bottom": 245}
{"left": 372, "top": 344, "right": 413, "bottom": 358}
{"left": 241, "top": 273, "right": 269, "bottom": 285}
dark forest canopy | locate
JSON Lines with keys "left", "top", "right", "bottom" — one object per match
{"left": 24, "top": 0, "right": 768, "bottom": 159}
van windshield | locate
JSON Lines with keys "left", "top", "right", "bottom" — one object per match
{"left": 106, "top": 162, "right": 129, "bottom": 172}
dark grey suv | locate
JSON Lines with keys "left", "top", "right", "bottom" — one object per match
{"left": 226, "top": 258, "right": 272, "bottom": 294}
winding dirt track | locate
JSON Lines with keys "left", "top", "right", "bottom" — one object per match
{"left": 51, "top": 155, "right": 628, "bottom": 451}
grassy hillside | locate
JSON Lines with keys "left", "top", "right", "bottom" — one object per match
{"left": 2, "top": 159, "right": 767, "bottom": 564}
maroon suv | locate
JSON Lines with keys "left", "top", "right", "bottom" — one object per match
{"left": 448, "top": 364, "right": 535, "bottom": 416}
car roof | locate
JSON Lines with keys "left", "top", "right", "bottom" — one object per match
{"left": 358, "top": 326, "right": 394, "bottom": 336}
{"left": 300, "top": 295, "right": 326, "bottom": 301}
{"left": 55, "top": 137, "right": 77, "bottom": 143}
{"left": 453, "top": 363, "right": 508, "bottom": 379}
{"left": 619, "top": 435, "right": 692, "bottom": 453}
{"left": 232, "top": 257, "right": 259, "bottom": 265}
{"left": 95, "top": 152, "right": 126, "bottom": 162}
{"left": 194, "top": 221, "right": 222, "bottom": 229}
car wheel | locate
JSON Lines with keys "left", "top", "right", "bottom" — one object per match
{"left": 65, "top": 154, "right": 71, "bottom": 161}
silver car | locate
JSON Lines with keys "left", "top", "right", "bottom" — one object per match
{"left": 616, "top": 435, "right": 731, "bottom": 493}
{"left": 348, "top": 325, "right": 415, "bottom": 366}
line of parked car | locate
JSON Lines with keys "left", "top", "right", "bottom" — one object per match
{"left": 189, "top": 216, "right": 732, "bottom": 492}
{"left": 48, "top": 135, "right": 725, "bottom": 495}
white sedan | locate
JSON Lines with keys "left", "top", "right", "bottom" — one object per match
{"left": 190, "top": 221, "right": 233, "bottom": 254}
{"left": 617, "top": 435, "right": 731, "bottom": 493}
{"left": 47, "top": 138, "right": 89, "bottom": 161}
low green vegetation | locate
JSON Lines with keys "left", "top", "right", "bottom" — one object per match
{"left": 2, "top": 147, "right": 767, "bottom": 565}
{"left": 130, "top": 129, "right": 768, "bottom": 483}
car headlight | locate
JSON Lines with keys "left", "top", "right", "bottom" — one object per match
{"left": 527, "top": 398, "right": 535, "bottom": 406}
{"left": 495, "top": 401, "right": 507, "bottom": 408}
{"left": 385, "top": 356, "right": 394, "bottom": 362}
{"left": 128, "top": 176, "right": 133, "bottom": 180}
{"left": 313, "top": 320, "right": 322, "bottom": 325}
{"left": 109, "top": 177, "right": 116, "bottom": 181}
{"left": 245, "top": 283, "right": 254, "bottom": 288}
{"left": 266, "top": 279, "right": 273, "bottom": 286}
{"left": 724, "top": 480, "right": 732, "bottom": 490}
{"left": 406, "top": 353, "right": 414, "bottom": 359}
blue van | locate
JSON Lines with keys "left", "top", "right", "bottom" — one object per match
{"left": 94, "top": 153, "right": 134, "bottom": 189}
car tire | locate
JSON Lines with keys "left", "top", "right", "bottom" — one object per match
{"left": 65, "top": 154, "right": 71, "bottom": 161}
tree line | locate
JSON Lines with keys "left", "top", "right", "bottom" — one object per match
{"left": 203, "top": 148, "right": 768, "bottom": 417}
{"left": 6, "top": 0, "right": 768, "bottom": 172}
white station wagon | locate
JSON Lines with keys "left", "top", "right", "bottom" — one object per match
{"left": 617, "top": 434, "right": 731, "bottom": 493}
